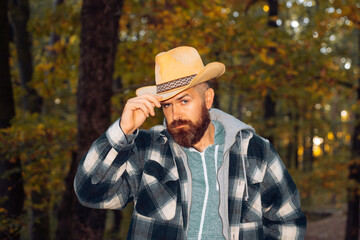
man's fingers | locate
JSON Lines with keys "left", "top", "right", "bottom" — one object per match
{"left": 133, "top": 94, "right": 162, "bottom": 115}
{"left": 120, "top": 94, "right": 162, "bottom": 134}
{"left": 136, "top": 102, "right": 150, "bottom": 117}
{"left": 140, "top": 99, "right": 155, "bottom": 116}
{"left": 131, "top": 98, "right": 154, "bottom": 117}
{"left": 154, "top": 95, "right": 163, "bottom": 107}
{"left": 124, "top": 94, "right": 163, "bottom": 119}
{"left": 140, "top": 94, "right": 162, "bottom": 108}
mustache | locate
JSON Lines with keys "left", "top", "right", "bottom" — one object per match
{"left": 169, "top": 119, "right": 192, "bottom": 128}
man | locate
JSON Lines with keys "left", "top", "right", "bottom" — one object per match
{"left": 74, "top": 46, "right": 306, "bottom": 239}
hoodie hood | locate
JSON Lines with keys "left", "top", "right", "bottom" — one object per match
{"left": 209, "top": 108, "right": 255, "bottom": 152}
{"left": 209, "top": 108, "right": 254, "bottom": 239}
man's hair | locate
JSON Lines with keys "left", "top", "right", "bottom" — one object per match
{"left": 194, "top": 82, "right": 209, "bottom": 95}
{"left": 193, "top": 78, "right": 216, "bottom": 98}
{"left": 207, "top": 78, "right": 215, "bottom": 88}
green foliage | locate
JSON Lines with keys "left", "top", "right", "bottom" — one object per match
{"left": 0, "top": 113, "right": 76, "bottom": 235}
{"left": 3, "top": 0, "right": 80, "bottom": 236}
{"left": 290, "top": 147, "right": 350, "bottom": 208}
{"left": 3, "top": 0, "right": 359, "bottom": 238}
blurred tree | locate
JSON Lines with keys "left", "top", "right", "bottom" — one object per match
{"left": 9, "top": 0, "right": 50, "bottom": 238}
{"left": 345, "top": 28, "right": 360, "bottom": 240}
{"left": 0, "top": 1, "right": 15, "bottom": 129}
{"left": 56, "top": 0, "right": 124, "bottom": 239}
{"left": 49, "top": 0, "right": 64, "bottom": 55}
{"left": 9, "top": 0, "right": 42, "bottom": 113}
{"left": 0, "top": 0, "right": 24, "bottom": 239}
{"left": 263, "top": 0, "right": 278, "bottom": 145}
{"left": 1, "top": 0, "right": 357, "bottom": 238}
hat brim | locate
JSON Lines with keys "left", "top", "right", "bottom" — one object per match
{"left": 136, "top": 62, "right": 225, "bottom": 101}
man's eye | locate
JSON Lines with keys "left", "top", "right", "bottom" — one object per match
{"left": 162, "top": 103, "right": 170, "bottom": 108}
{"left": 181, "top": 100, "right": 188, "bottom": 104}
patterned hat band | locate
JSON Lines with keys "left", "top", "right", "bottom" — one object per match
{"left": 156, "top": 74, "right": 197, "bottom": 94}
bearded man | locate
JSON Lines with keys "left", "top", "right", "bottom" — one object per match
{"left": 74, "top": 46, "right": 306, "bottom": 240}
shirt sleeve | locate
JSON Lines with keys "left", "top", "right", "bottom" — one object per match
{"left": 261, "top": 142, "right": 307, "bottom": 240}
{"left": 74, "top": 118, "right": 142, "bottom": 210}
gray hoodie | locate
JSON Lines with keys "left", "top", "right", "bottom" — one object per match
{"left": 177, "top": 108, "right": 255, "bottom": 239}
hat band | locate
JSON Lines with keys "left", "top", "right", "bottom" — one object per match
{"left": 156, "top": 74, "right": 197, "bottom": 94}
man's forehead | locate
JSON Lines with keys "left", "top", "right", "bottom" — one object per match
{"left": 161, "top": 88, "right": 196, "bottom": 103}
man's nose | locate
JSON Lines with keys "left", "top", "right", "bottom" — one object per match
{"left": 172, "top": 106, "right": 181, "bottom": 121}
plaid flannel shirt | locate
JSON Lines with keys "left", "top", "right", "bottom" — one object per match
{"left": 74, "top": 109, "right": 306, "bottom": 240}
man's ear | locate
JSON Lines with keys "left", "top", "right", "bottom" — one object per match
{"left": 204, "top": 88, "right": 214, "bottom": 110}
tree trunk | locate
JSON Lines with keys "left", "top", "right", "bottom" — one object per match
{"left": 236, "top": 95, "right": 243, "bottom": 120}
{"left": 267, "top": 0, "right": 278, "bottom": 28}
{"left": 345, "top": 30, "right": 360, "bottom": 240}
{"left": 29, "top": 190, "right": 50, "bottom": 240}
{"left": 8, "top": 0, "right": 42, "bottom": 113}
{"left": 0, "top": 1, "right": 24, "bottom": 239}
{"left": 9, "top": 1, "right": 49, "bottom": 239}
{"left": 294, "top": 118, "right": 300, "bottom": 169}
{"left": 263, "top": 0, "right": 278, "bottom": 144}
{"left": 49, "top": 0, "right": 65, "bottom": 50}
{"left": 56, "top": 0, "right": 124, "bottom": 239}
{"left": 55, "top": 152, "right": 78, "bottom": 240}
{"left": 212, "top": 78, "right": 220, "bottom": 109}
{"left": 0, "top": 2, "right": 15, "bottom": 128}
{"left": 264, "top": 93, "right": 276, "bottom": 143}
{"left": 111, "top": 210, "right": 123, "bottom": 236}
{"left": 228, "top": 78, "right": 234, "bottom": 115}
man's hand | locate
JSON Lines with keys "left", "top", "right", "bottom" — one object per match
{"left": 120, "top": 94, "right": 162, "bottom": 135}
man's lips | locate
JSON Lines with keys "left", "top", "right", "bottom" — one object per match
{"left": 170, "top": 120, "right": 191, "bottom": 129}
{"left": 175, "top": 124, "right": 187, "bottom": 127}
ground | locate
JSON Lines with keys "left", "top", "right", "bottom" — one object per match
{"left": 305, "top": 208, "right": 354, "bottom": 240}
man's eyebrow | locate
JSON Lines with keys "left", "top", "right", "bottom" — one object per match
{"left": 176, "top": 93, "right": 190, "bottom": 101}
{"left": 161, "top": 93, "right": 190, "bottom": 106}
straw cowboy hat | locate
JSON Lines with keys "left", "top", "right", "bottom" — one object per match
{"left": 136, "top": 46, "right": 226, "bottom": 101}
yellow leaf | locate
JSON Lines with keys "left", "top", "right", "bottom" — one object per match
{"left": 259, "top": 49, "right": 275, "bottom": 66}
{"left": 35, "top": 62, "right": 54, "bottom": 72}
{"left": 69, "top": 35, "right": 78, "bottom": 45}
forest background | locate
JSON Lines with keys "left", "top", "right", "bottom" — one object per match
{"left": 0, "top": 0, "right": 359, "bottom": 239}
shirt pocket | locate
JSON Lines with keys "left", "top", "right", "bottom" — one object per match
{"left": 241, "top": 163, "right": 264, "bottom": 223}
{"left": 241, "top": 182, "right": 262, "bottom": 223}
{"left": 135, "top": 160, "right": 179, "bottom": 221}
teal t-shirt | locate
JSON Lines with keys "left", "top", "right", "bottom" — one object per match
{"left": 183, "top": 120, "right": 225, "bottom": 240}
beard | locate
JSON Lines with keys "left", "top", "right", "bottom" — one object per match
{"left": 167, "top": 104, "right": 211, "bottom": 148}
